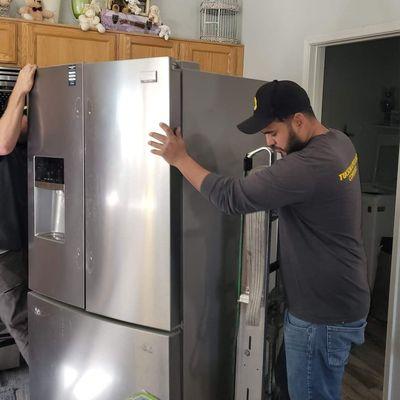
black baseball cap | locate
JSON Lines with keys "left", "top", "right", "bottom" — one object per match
{"left": 237, "top": 80, "right": 313, "bottom": 134}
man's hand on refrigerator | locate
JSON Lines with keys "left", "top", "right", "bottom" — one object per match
{"left": 149, "top": 122, "right": 188, "bottom": 167}
{"left": 149, "top": 122, "right": 211, "bottom": 192}
{"left": 0, "top": 64, "right": 37, "bottom": 155}
{"left": 14, "top": 64, "right": 37, "bottom": 97}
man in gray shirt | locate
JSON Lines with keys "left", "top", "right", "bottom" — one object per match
{"left": 149, "top": 80, "right": 370, "bottom": 400}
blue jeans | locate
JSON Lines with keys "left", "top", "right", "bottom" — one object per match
{"left": 284, "top": 311, "right": 367, "bottom": 400}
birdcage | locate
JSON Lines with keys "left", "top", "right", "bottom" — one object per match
{"left": 200, "top": 0, "right": 241, "bottom": 44}
{"left": 0, "top": 3, "right": 10, "bottom": 18}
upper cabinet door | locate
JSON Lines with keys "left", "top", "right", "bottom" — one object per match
{"left": 179, "top": 41, "right": 244, "bottom": 76}
{"left": 0, "top": 19, "right": 17, "bottom": 64}
{"left": 118, "top": 35, "right": 179, "bottom": 60}
{"left": 20, "top": 24, "right": 117, "bottom": 67}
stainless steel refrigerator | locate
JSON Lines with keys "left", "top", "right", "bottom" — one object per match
{"left": 27, "top": 57, "right": 265, "bottom": 400}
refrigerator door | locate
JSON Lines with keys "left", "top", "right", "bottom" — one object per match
{"left": 180, "top": 70, "right": 264, "bottom": 399}
{"left": 29, "top": 292, "right": 181, "bottom": 400}
{"left": 28, "top": 65, "right": 85, "bottom": 308}
{"left": 84, "top": 58, "right": 180, "bottom": 331}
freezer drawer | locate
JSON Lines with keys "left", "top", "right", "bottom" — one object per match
{"left": 28, "top": 292, "right": 181, "bottom": 400}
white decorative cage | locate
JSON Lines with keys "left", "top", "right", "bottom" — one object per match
{"left": 0, "top": 4, "right": 10, "bottom": 18}
{"left": 200, "top": 0, "right": 241, "bottom": 44}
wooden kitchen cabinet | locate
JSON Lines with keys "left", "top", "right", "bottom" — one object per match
{"left": 0, "top": 17, "right": 244, "bottom": 76}
{"left": 0, "top": 20, "right": 17, "bottom": 64}
{"left": 118, "top": 34, "right": 179, "bottom": 60}
{"left": 179, "top": 41, "right": 244, "bottom": 76}
{"left": 19, "top": 23, "right": 117, "bottom": 67}
{"left": 119, "top": 36, "right": 244, "bottom": 76}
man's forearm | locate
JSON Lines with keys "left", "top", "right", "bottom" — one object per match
{"left": 0, "top": 88, "right": 25, "bottom": 155}
{"left": 175, "top": 154, "right": 211, "bottom": 192}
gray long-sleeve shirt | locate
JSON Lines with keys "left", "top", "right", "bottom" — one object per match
{"left": 201, "top": 129, "right": 370, "bottom": 324}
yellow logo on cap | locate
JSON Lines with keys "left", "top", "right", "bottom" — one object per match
{"left": 253, "top": 97, "right": 258, "bottom": 111}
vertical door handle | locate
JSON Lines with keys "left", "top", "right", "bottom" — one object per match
{"left": 87, "top": 251, "right": 95, "bottom": 274}
{"left": 87, "top": 99, "right": 93, "bottom": 117}
{"left": 74, "top": 97, "right": 81, "bottom": 118}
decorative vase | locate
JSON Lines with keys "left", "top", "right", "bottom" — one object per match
{"left": 43, "top": 0, "right": 62, "bottom": 23}
{"left": 71, "top": 0, "right": 91, "bottom": 19}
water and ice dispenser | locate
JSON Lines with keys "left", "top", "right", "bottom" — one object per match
{"left": 34, "top": 157, "right": 65, "bottom": 243}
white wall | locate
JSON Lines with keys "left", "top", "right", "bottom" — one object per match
{"left": 9, "top": 0, "right": 200, "bottom": 39}
{"left": 241, "top": 0, "right": 400, "bottom": 82}
{"left": 155, "top": 0, "right": 200, "bottom": 39}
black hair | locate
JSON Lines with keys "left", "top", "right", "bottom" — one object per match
{"left": 275, "top": 107, "right": 316, "bottom": 122}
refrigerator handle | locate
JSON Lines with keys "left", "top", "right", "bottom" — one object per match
{"left": 140, "top": 71, "right": 158, "bottom": 83}
{"left": 74, "top": 97, "right": 82, "bottom": 119}
{"left": 86, "top": 251, "right": 95, "bottom": 275}
{"left": 86, "top": 98, "right": 93, "bottom": 117}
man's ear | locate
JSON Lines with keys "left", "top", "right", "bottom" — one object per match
{"left": 292, "top": 112, "right": 305, "bottom": 128}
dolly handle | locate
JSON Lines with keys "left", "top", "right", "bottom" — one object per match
{"left": 244, "top": 146, "right": 273, "bottom": 172}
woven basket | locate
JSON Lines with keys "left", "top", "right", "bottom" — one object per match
{"left": 0, "top": 5, "right": 10, "bottom": 18}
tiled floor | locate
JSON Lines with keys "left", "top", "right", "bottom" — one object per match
{"left": 0, "top": 364, "right": 29, "bottom": 400}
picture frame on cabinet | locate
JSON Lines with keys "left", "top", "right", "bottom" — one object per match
{"left": 107, "top": 0, "right": 150, "bottom": 16}
{"left": 137, "top": 0, "right": 150, "bottom": 16}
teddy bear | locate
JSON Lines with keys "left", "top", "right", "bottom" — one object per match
{"left": 158, "top": 24, "right": 171, "bottom": 41}
{"left": 126, "top": 0, "right": 141, "bottom": 15}
{"left": 0, "top": 0, "right": 11, "bottom": 18}
{"left": 18, "top": 0, "right": 54, "bottom": 22}
{"left": 148, "top": 5, "right": 161, "bottom": 25}
{"left": 79, "top": 0, "right": 105, "bottom": 33}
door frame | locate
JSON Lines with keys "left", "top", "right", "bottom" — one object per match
{"left": 303, "top": 20, "right": 400, "bottom": 400}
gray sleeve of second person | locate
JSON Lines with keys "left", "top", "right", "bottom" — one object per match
{"left": 200, "top": 154, "right": 316, "bottom": 215}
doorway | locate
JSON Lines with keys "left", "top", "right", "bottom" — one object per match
{"left": 304, "top": 23, "right": 400, "bottom": 400}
